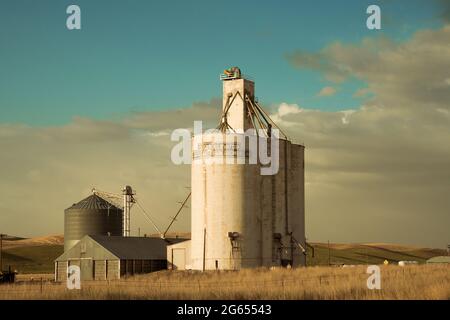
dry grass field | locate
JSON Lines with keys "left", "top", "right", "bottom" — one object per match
{"left": 1, "top": 264, "right": 449, "bottom": 300}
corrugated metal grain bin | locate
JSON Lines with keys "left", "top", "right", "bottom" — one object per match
{"left": 64, "top": 194, "right": 123, "bottom": 251}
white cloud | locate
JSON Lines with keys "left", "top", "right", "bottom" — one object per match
{"left": 317, "top": 86, "right": 337, "bottom": 97}
{"left": 143, "top": 131, "right": 171, "bottom": 137}
{"left": 283, "top": 24, "right": 450, "bottom": 246}
{"left": 340, "top": 110, "right": 356, "bottom": 124}
{"left": 277, "top": 103, "right": 302, "bottom": 117}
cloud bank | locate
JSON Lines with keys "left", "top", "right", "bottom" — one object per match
{"left": 283, "top": 25, "right": 450, "bottom": 247}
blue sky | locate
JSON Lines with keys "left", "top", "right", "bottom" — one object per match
{"left": 0, "top": 0, "right": 445, "bottom": 125}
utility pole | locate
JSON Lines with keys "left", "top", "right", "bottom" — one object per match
{"left": 202, "top": 228, "right": 206, "bottom": 272}
{"left": 327, "top": 240, "right": 331, "bottom": 266}
{"left": 0, "top": 234, "right": 4, "bottom": 272}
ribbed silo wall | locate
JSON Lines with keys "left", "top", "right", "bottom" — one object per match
{"left": 274, "top": 140, "right": 305, "bottom": 267}
{"left": 290, "top": 143, "right": 306, "bottom": 266}
{"left": 64, "top": 207, "right": 123, "bottom": 251}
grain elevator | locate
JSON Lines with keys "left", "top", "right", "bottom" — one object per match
{"left": 188, "top": 68, "right": 306, "bottom": 270}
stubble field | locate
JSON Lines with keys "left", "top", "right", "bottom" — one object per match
{"left": 1, "top": 264, "right": 448, "bottom": 300}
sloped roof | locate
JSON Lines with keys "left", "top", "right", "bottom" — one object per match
{"left": 90, "top": 235, "right": 187, "bottom": 260}
{"left": 66, "top": 194, "right": 122, "bottom": 211}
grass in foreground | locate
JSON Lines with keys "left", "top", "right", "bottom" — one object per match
{"left": 1, "top": 264, "right": 449, "bottom": 300}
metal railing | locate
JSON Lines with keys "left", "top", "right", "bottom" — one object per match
{"left": 219, "top": 74, "right": 253, "bottom": 81}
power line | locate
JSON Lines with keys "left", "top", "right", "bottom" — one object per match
{"left": 134, "top": 200, "right": 163, "bottom": 236}
{"left": 163, "top": 192, "right": 191, "bottom": 238}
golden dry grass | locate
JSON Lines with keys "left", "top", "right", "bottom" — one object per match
{"left": 1, "top": 264, "right": 448, "bottom": 300}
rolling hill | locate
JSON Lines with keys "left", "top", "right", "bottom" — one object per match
{"left": 306, "top": 242, "right": 446, "bottom": 266}
{"left": 1, "top": 235, "right": 64, "bottom": 273}
{"left": 0, "top": 235, "right": 446, "bottom": 274}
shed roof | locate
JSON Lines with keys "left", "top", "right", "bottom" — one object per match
{"left": 66, "top": 194, "right": 122, "bottom": 211}
{"left": 90, "top": 235, "right": 186, "bottom": 260}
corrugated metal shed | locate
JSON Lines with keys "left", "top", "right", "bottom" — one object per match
{"left": 89, "top": 235, "right": 186, "bottom": 260}
{"left": 66, "top": 194, "right": 122, "bottom": 211}
{"left": 55, "top": 235, "right": 187, "bottom": 281}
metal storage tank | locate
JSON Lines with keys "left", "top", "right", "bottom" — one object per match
{"left": 190, "top": 71, "right": 305, "bottom": 270}
{"left": 64, "top": 193, "right": 123, "bottom": 251}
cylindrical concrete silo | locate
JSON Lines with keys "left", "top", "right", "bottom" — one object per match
{"left": 191, "top": 132, "right": 267, "bottom": 270}
{"left": 190, "top": 73, "right": 305, "bottom": 270}
{"left": 64, "top": 194, "right": 123, "bottom": 251}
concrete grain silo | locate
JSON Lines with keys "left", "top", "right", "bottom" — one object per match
{"left": 64, "top": 193, "right": 123, "bottom": 251}
{"left": 190, "top": 68, "right": 305, "bottom": 270}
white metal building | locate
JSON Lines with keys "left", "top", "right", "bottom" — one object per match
{"left": 167, "top": 240, "right": 192, "bottom": 270}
